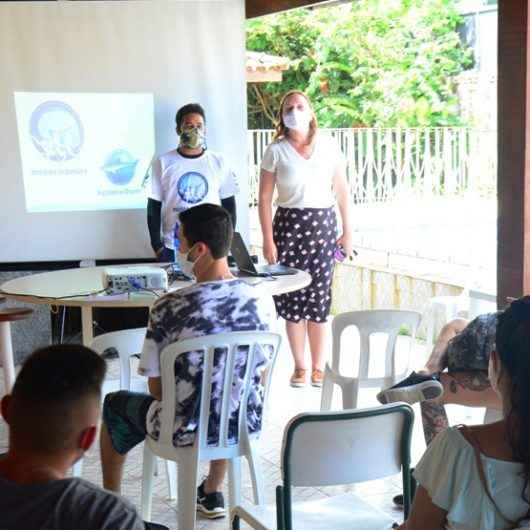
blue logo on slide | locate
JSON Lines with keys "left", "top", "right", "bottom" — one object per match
{"left": 177, "top": 172, "right": 208, "bottom": 204}
{"left": 29, "top": 100, "right": 84, "bottom": 161}
{"left": 101, "top": 149, "right": 139, "bottom": 185}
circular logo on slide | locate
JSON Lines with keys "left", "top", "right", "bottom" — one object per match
{"left": 101, "top": 149, "right": 139, "bottom": 185}
{"left": 29, "top": 100, "right": 84, "bottom": 161}
{"left": 177, "top": 172, "right": 209, "bottom": 204}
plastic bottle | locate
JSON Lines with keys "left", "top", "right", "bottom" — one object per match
{"left": 173, "top": 221, "right": 181, "bottom": 267}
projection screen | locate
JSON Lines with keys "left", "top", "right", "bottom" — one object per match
{"left": 0, "top": 0, "right": 247, "bottom": 263}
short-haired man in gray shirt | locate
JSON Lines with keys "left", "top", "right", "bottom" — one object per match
{"left": 0, "top": 344, "right": 146, "bottom": 530}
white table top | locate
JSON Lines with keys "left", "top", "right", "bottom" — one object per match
{"left": 0, "top": 264, "right": 312, "bottom": 308}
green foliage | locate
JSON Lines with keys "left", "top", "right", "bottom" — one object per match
{"left": 246, "top": 0, "right": 473, "bottom": 129}
{"left": 246, "top": 9, "right": 321, "bottom": 128}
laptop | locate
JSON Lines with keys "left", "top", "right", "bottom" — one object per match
{"left": 230, "top": 232, "right": 298, "bottom": 277}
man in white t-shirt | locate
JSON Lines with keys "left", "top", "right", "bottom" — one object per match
{"left": 101, "top": 204, "right": 275, "bottom": 519}
{"left": 147, "top": 103, "right": 239, "bottom": 262}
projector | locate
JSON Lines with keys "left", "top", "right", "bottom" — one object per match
{"left": 103, "top": 267, "right": 168, "bottom": 295}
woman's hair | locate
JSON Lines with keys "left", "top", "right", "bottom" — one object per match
{"left": 273, "top": 90, "right": 318, "bottom": 145}
{"left": 496, "top": 295, "right": 530, "bottom": 504}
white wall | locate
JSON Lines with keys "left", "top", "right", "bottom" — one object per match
{"left": 0, "top": 0, "right": 247, "bottom": 262}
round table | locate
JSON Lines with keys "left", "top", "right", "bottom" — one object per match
{"left": 0, "top": 264, "right": 311, "bottom": 391}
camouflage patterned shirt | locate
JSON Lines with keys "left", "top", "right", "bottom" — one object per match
{"left": 138, "top": 279, "right": 275, "bottom": 447}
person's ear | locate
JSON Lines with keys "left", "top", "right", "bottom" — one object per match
{"left": 194, "top": 242, "right": 208, "bottom": 258}
{"left": 0, "top": 395, "right": 12, "bottom": 426}
{"left": 176, "top": 126, "right": 181, "bottom": 136}
{"left": 78, "top": 425, "right": 97, "bottom": 452}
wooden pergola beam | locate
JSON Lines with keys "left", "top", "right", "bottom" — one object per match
{"left": 498, "top": 1, "right": 530, "bottom": 305}
{"left": 245, "top": 0, "right": 332, "bottom": 19}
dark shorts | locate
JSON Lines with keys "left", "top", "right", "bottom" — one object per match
{"left": 445, "top": 312, "right": 499, "bottom": 373}
{"left": 103, "top": 391, "right": 155, "bottom": 455}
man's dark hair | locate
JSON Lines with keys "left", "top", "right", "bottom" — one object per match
{"left": 175, "top": 103, "right": 206, "bottom": 131}
{"left": 9, "top": 344, "right": 106, "bottom": 454}
{"left": 179, "top": 203, "right": 233, "bottom": 259}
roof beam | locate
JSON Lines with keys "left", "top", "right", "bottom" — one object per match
{"left": 245, "top": 0, "right": 333, "bottom": 19}
{"left": 497, "top": 0, "right": 530, "bottom": 303}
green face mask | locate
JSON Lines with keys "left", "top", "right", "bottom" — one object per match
{"left": 179, "top": 126, "right": 205, "bottom": 149}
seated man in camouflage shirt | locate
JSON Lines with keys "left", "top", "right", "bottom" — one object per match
{"left": 100, "top": 204, "right": 275, "bottom": 519}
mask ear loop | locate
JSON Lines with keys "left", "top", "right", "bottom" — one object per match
{"left": 187, "top": 244, "right": 205, "bottom": 277}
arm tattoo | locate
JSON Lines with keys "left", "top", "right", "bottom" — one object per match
{"left": 421, "top": 401, "right": 449, "bottom": 445}
{"left": 447, "top": 372, "right": 490, "bottom": 394}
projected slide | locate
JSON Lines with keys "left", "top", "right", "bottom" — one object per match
{"left": 14, "top": 92, "right": 155, "bottom": 212}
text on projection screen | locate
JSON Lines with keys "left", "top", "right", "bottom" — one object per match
{"left": 14, "top": 92, "right": 155, "bottom": 213}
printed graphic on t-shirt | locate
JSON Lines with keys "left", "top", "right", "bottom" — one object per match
{"left": 149, "top": 150, "right": 239, "bottom": 248}
{"left": 177, "top": 171, "right": 209, "bottom": 204}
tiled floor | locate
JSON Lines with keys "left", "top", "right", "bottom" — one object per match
{"left": 0, "top": 329, "right": 486, "bottom": 530}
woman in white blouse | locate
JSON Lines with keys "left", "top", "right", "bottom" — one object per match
{"left": 400, "top": 297, "right": 530, "bottom": 530}
{"left": 259, "top": 91, "right": 352, "bottom": 388}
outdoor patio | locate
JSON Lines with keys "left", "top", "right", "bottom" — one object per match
{"left": 0, "top": 325, "right": 487, "bottom": 530}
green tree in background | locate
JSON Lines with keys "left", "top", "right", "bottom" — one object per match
{"left": 246, "top": 9, "right": 321, "bottom": 128}
{"left": 247, "top": 0, "right": 473, "bottom": 129}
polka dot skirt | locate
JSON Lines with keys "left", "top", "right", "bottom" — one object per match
{"left": 272, "top": 206, "right": 337, "bottom": 323}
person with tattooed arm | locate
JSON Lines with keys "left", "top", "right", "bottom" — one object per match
{"left": 378, "top": 312, "right": 500, "bottom": 443}
{"left": 377, "top": 312, "right": 501, "bottom": 507}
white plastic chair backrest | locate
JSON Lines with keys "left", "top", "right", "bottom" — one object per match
{"left": 331, "top": 310, "right": 422, "bottom": 377}
{"left": 282, "top": 403, "right": 413, "bottom": 487}
{"left": 90, "top": 328, "right": 147, "bottom": 390}
{"left": 158, "top": 331, "right": 281, "bottom": 451}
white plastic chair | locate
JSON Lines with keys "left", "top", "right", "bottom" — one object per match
{"left": 91, "top": 327, "right": 176, "bottom": 498}
{"left": 72, "top": 327, "right": 177, "bottom": 499}
{"left": 321, "top": 310, "right": 422, "bottom": 410}
{"left": 91, "top": 327, "right": 148, "bottom": 393}
{"left": 424, "top": 294, "right": 469, "bottom": 352}
{"left": 72, "top": 328, "right": 148, "bottom": 478}
{"left": 141, "top": 331, "right": 282, "bottom": 530}
{"left": 231, "top": 403, "right": 414, "bottom": 530}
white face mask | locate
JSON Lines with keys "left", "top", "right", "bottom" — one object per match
{"left": 176, "top": 246, "right": 198, "bottom": 278}
{"left": 283, "top": 109, "right": 311, "bottom": 134}
{"left": 488, "top": 353, "right": 501, "bottom": 396}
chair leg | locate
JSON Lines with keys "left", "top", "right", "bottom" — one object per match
{"left": 165, "top": 461, "right": 177, "bottom": 500}
{"left": 141, "top": 445, "right": 156, "bottom": 521}
{"left": 341, "top": 381, "right": 359, "bottom": 410}
{"left": 177, "top": 452, "right": 199, "bottom": 530}
{"left": 232, "top": 514, "right": 241, "bottom": 530}
{"left": 246, "top": 444, "right": 265, "bottom": 505}
{"left": 229, "top": 457, "right": 243, "bottom": 508}
{"left": 320, "top": 366, "right": 334, "bottom": 411}
{"left": 0, "top": 321, "right": 15, "bottom": 394}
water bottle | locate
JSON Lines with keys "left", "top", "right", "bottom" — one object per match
{"left": 173, "top": 221, "right": 181, "bottom": 267}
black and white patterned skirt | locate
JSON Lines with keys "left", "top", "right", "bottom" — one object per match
{"left": 272, "top": 206, "right": 337, "bottom": 323}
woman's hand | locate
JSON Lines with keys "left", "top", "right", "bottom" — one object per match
{"left": 263, "top": 239, "right": 278, "bottom": 265}
{"left": 336, "top": 232, "right": 354, "bottom": 259}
